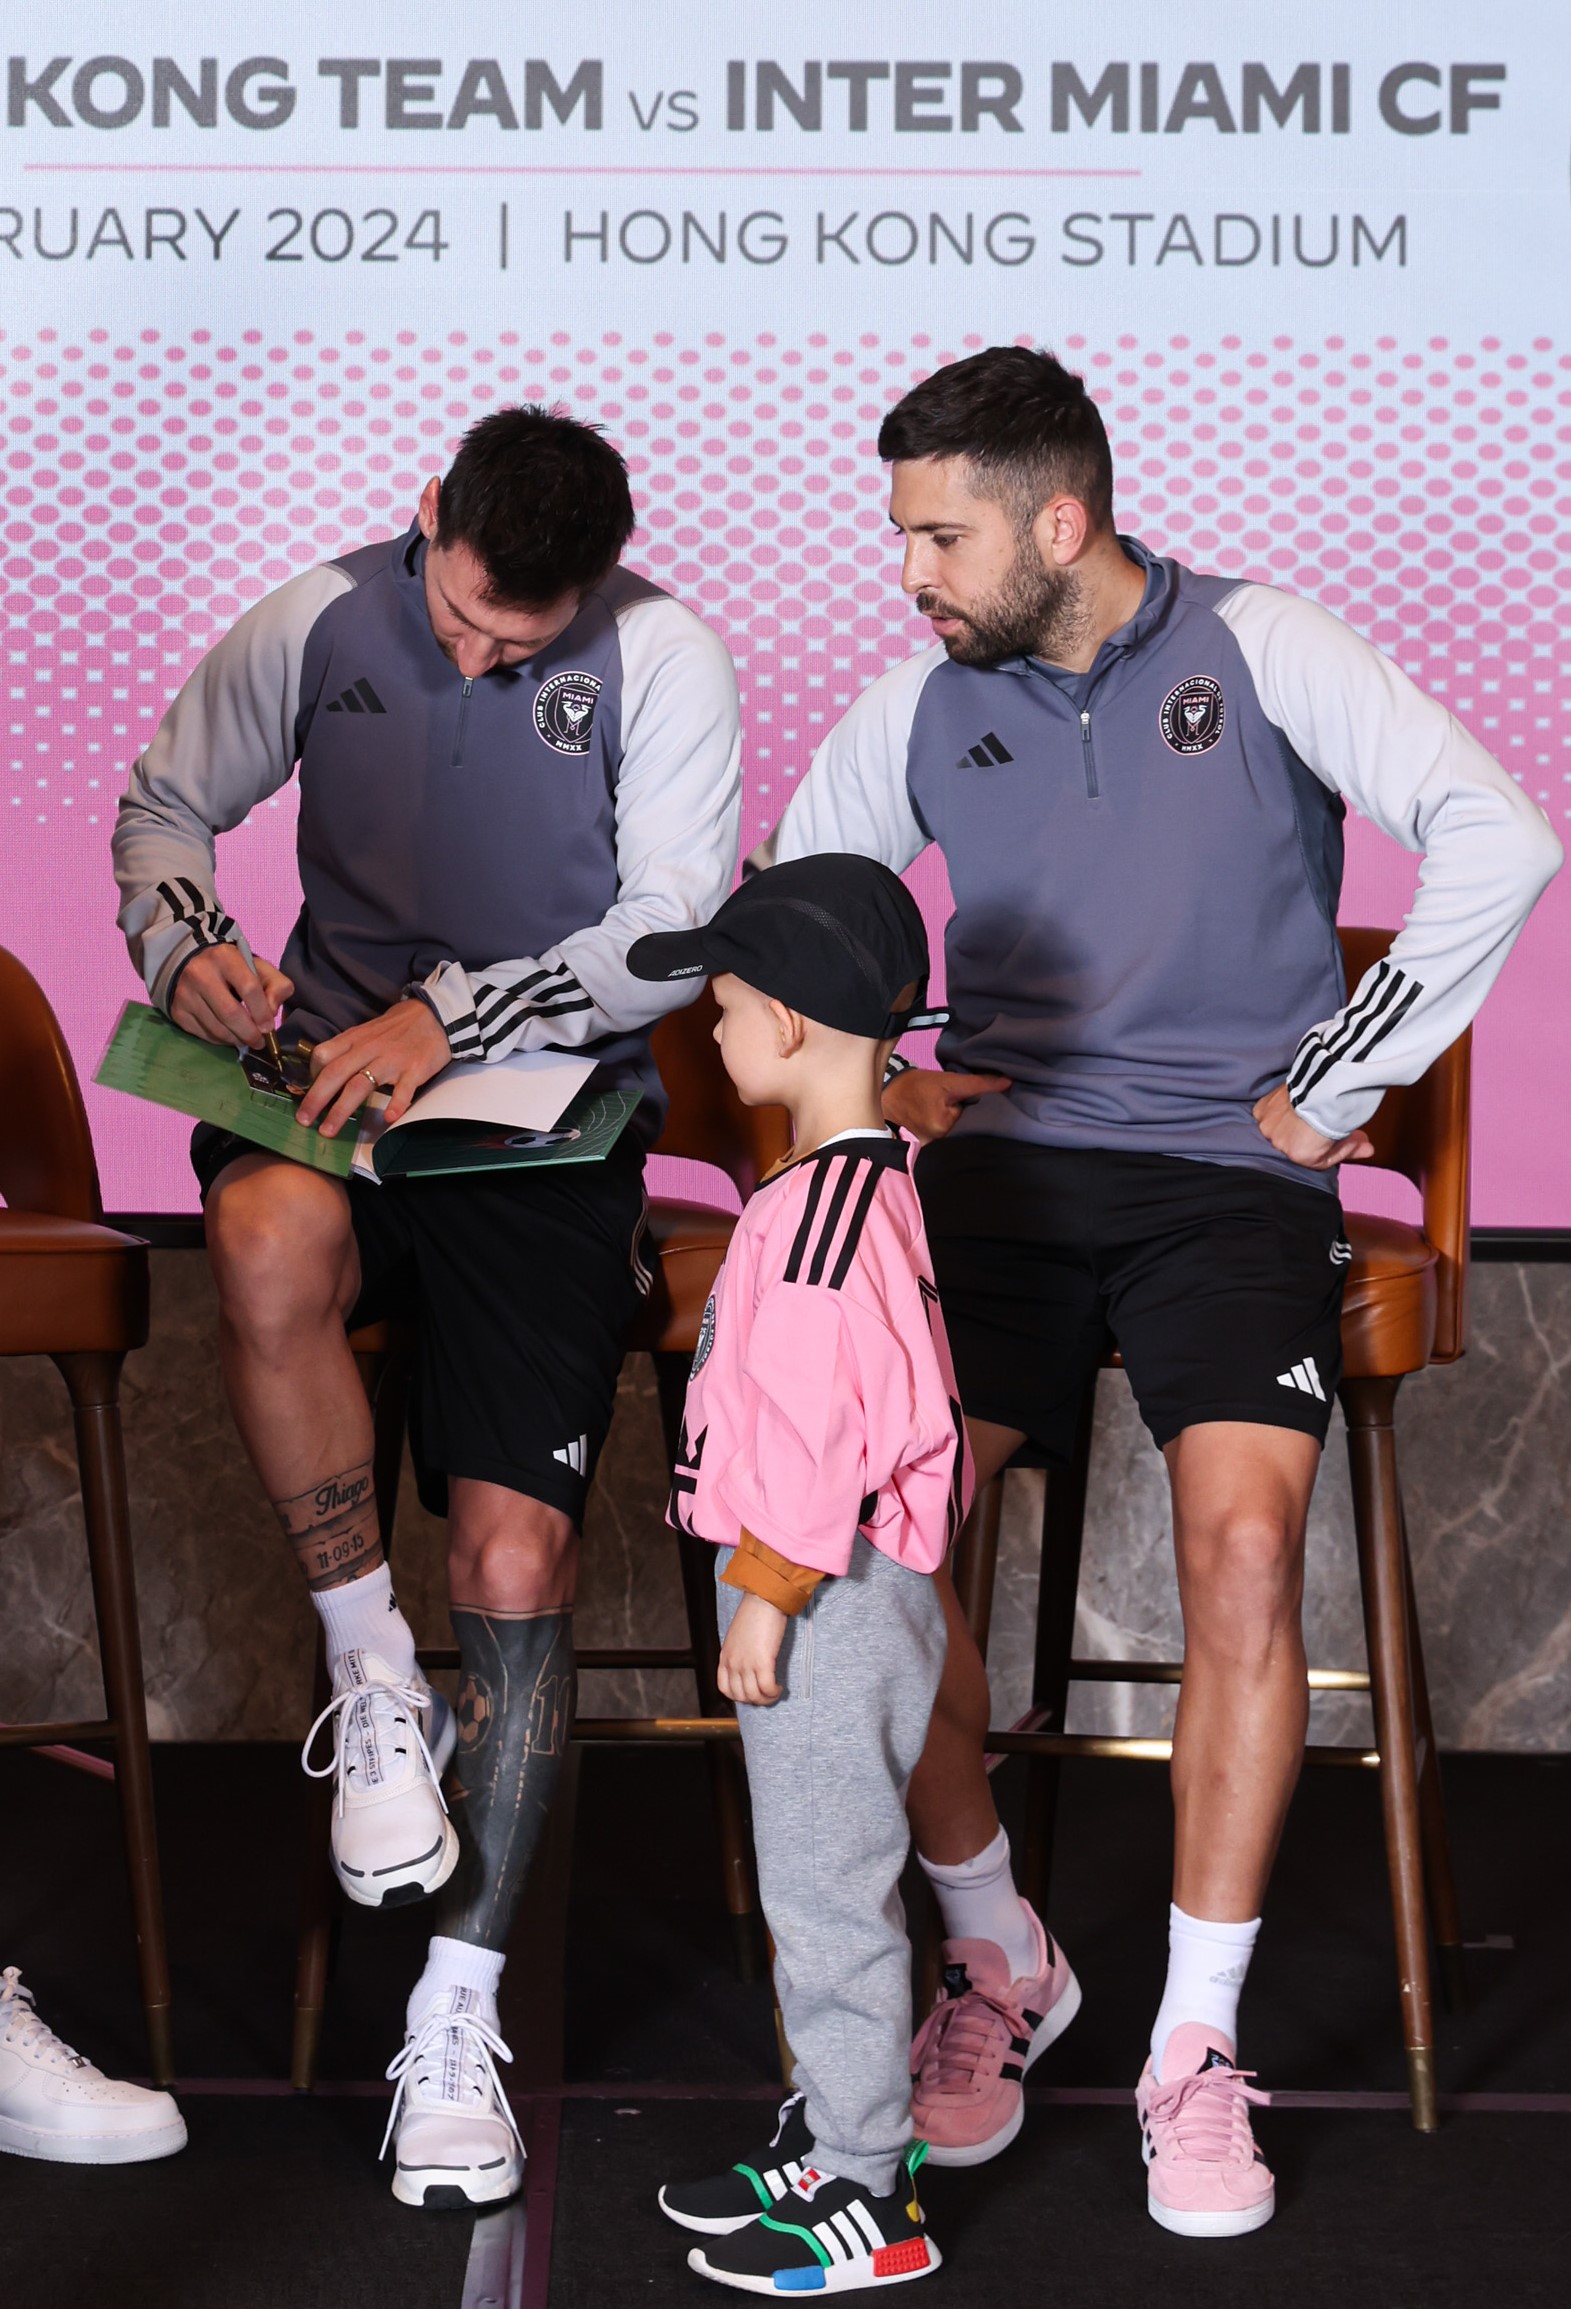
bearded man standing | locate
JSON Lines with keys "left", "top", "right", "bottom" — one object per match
{"left": 765, "top": 347, "right": 1558, "bottom": 2235}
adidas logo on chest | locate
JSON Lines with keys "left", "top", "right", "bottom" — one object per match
{"left": 955, "top": 730, "right": 1014, "bottom": 769}
{"left": 325, "top": 678, "right": 386, "bottom": 715}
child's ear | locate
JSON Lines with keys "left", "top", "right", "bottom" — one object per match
{"left": 766, "top": 997, "right": 807, "bottom": 1057}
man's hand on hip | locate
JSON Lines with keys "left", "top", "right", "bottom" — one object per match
{"left": 1252, "top": 1083, "right": 1374, "bottom": 1172}
{"left": 170, "top": 945, "right": 294, "bottom": 1050}
{"left": 883, "top": 1066, "right": 1013, "bottom": 1145}
{"left": 298, "top": 998, "right": 452, "bottom": 1138}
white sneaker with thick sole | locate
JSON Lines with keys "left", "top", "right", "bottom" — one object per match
{"left": 302, "top": 1649, "right": 458, "bottom": 1909}
{"left": 383, "top": 1987, "right": 525, "bottom": 2210}
{"left": 0, "top": 1967, "right": 187, "bottom": 2166}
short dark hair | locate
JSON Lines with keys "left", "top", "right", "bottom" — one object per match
{"left": 877, "top": 348, "right": 1115, "bottom": 534}
{"left": 435, "top": 405, "right": 636, "bottom": 605}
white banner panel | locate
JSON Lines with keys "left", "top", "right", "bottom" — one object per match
{"left": 2, "top": 3, "right": 1566, "bottom": 1217}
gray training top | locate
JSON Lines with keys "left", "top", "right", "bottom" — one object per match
{"left": 113, "top": 521, "right": 742, "bottom": 1127}
{"left": 775, "top": 539, "right": 1558, "bottom": 1187}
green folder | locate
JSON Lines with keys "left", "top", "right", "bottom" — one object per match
{"left": 95, "top": 1001, "right": 358, "bottom": 1177}
{"left": 95, "top": 1002, "right": 641, "bottom": 1181}
{"left": 369, "top": 1088, "right": 642, "bottom": 1179}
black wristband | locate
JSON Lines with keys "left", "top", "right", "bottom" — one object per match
{"left": 882, "top": 1051, "right": 915, "bottom": 1090}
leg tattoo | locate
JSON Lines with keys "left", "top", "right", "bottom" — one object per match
{"left": 273, "top": 1459, "right": 383, "bottom": 1591}
{"left": 436, "top": 1607, "right": 576, "bottom": 1952}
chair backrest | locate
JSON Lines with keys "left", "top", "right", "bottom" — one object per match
{"left": 0, "top": 946, "right": 103, "bottom": 1222}
{"left": 1337, "top": 926, "right": 1471, "bottom": 1363}
{"left": 648, "top": 984, "right": 792, "bottom": 1199}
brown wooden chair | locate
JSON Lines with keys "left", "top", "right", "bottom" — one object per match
{"left": 289, "top": 984, "right": 791, "bottom": 2088}
{"left": 959, "top": 927, "right": 1467, "bottom": 2133}
{"left": 0, "top": 948, "right": 174, "bottom": 2084}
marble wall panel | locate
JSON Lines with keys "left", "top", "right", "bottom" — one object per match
{"left": 1, "top": 1254, "right": 1566, "bottom": 1749}
{"left": 985, "top": 1263, "right": 1571, "bottom": 1752}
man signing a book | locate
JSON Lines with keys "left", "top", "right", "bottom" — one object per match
{"left": 111, "top": 408, "right": 741, "bottom": 2206}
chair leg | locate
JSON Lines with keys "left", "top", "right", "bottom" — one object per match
{"left": 291, "top": 1633, "right": 338, "bottom": 2091}
{"left": 653, "top": 1351, "right": 762, "bottom": 1982}
{"left": 1342, "top": 1375, "right": 1438, "bottom": 2133}
{"left": 52, "top": 1351, "right": 175, "bottom": 2088}
{"left": 1020, "top": 1383, "right": 1096, "bottom": 1921}
{"left": 1401, "top": 1505, "right": 1468, "bottom": 2014}
{"left": 505, "top": 1743, "right": 583, "bottom": 2092}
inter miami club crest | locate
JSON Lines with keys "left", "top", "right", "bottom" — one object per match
{"left": 1159, "top": 674, "right": 1226, "bottom": 755}
{"left": 534, "top": 669, "right": 602, "bottom": 756}
{"left": 691, "top": 1293, "right": 717, "bottom": 1376}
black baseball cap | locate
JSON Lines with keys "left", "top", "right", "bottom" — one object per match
{"left": 627, "top": 853, "right": 944, "bottom": 1040}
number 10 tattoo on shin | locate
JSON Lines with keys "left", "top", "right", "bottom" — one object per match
{"left": 273, "top": 1460, "right": 383, "bottom": 1591}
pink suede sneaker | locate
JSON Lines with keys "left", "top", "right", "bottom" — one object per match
{"left": 910, "top": 1906, "right": 1081, "bottom": 2166}
{"left": 1136, "top": 2023, "right": 1275, "bottom": 2238}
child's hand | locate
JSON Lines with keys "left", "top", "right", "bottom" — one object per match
{"left": 719, "top": 1593, "right": 789, "bottom": 1707}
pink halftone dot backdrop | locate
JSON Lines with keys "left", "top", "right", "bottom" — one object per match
{"left": 2, "top": 325, "right": 1567, "bottom": 1219}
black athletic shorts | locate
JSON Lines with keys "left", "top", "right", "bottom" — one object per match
{"left": 915, "top": 1137, "right": 1349, "bottom": 1463}
{"left": 192, "top": 1123, "right": 649, "bottom": 1520}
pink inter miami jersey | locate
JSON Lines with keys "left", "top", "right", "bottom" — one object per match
{"left": 670, "top": 1132, "right": 974, "bottom": 1577}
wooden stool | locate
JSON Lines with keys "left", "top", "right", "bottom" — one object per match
{"left": 289, "top": 986, "right": 789, "bottom": 2089}
{"left": 0, "top": 947, "right": 174, "bottom": 2084}
{"left": 960, "top": 928, "right": 1468, "bottom": 2132}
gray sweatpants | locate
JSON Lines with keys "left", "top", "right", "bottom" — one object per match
{"left": 717, "top": 1538, "right": 948, "bottom": 2195}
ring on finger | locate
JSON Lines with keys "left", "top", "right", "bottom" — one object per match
{"left": 361, "top": 1067, "right": 379, "bottom": 1093}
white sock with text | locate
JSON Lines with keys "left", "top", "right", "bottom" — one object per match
{"left": 313, "top": 1562, "right": 418, "bottom": 1684}
{"left": 1151, "top": 1904, "right": 1261, "bottom": 2079}
{"left": 407, "top": 1937, "right": 506, "bottom": 2036}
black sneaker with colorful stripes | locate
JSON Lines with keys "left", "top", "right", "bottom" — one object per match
{"left": 658, "top": 2092, "right": 815, "bottom": 2236}
{"left": 686, "top": 2142, "right": 941, "bottom": 2294}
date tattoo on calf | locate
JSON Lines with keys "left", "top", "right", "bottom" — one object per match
{"left": 273, "top": 1460, "right": 383, "bottom": 1592}
{"left": 436, "top": 1606, "right": 576, "bottom": 1953}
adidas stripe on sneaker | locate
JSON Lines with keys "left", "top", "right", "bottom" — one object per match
{"left": 659, "top": 2093, "right": 815, "bottom": 2236}
{"left": 687, "top": 2145, "right": 941, "bottom": 2294}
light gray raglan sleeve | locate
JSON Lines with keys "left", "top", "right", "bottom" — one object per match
{"left": 763, "top": 645, "right": 943, "bottom": 873}
{"left": 416, "top": 595, "right": 741, "bottom": 1061}
{"left": 112, "top": 564, "right": 353, "bottom": 1011}
{"left": 1214, "top": 583, "right": 1563, "bottom": 1140}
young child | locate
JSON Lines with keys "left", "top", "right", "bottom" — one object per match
{"left": 627, "top": 853, "right": 972, "bottom": 2294}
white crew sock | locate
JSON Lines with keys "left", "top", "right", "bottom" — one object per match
{"left": 406, "top": 1936, "right": 506, "bottom": 2037}
{"left": 1150, "top": 1903, "right": 1261, "bottom": 2079}
{"left": 312, "top": 1563, "right": 418, "bottom": 1684}
{"left": 919, "top": 1827, "right": 1039, "bottom": 1982}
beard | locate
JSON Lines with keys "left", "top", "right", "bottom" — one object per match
{"left": 918, "top": 539, "right": 1089, "bottom": 668}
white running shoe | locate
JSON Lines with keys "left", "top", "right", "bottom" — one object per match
{"left": 382, "top": 1988, "right": 525, "bottom": 2210}
{"left": 302, "top": 1649, "right": 459, "bottom": 1909}
{"left": 0, "top": 1967, "right": 187, "bottom": 2165}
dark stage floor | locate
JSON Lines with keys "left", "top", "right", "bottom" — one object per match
{"left": 2, "top": 1743, "right": 1566, "bottom": 2306}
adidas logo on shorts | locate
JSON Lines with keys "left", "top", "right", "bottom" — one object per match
{"left": 1276, "top": 1356, "right": 1326, "bottom": 1400}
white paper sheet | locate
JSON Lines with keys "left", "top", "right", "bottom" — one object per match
{"left": 351, "top": 1049, "right": 596, "bottom": 1182}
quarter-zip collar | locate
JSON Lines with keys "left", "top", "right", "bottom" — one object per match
{"left": 392, "top": 518, "right": 444, "bottom": 657}
{"left": 977, "top": 542, "right": 1170, "bottom": 800}
{"left": 393, "top": 517, "right": 428, "bottom": 603}
{"left": 989, "top": 536, "right": 1173, "bottom": 700}
{"left": 389, "top": 522, "right": 500, "bottom": 766}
